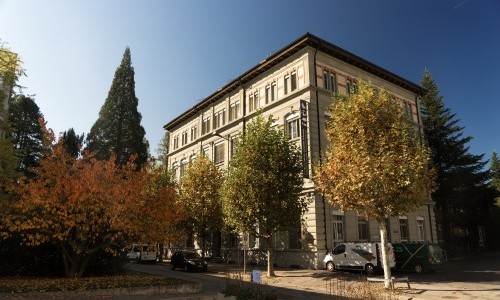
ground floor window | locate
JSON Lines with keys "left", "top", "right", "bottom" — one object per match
{"left": 333, "top": 215, "right": 344, "bottom": 244}
{"left": 358, "top": 218, "right": 369, "bottom": 241}
{"left": 399, "top": 217, "right": 409, "bottom": 241}
{"left": 417, "top": 217, "right": 425, "bottom": 241}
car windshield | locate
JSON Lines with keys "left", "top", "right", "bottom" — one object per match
{"left": 184, "top": 252, "right": 201, "bottom": 259}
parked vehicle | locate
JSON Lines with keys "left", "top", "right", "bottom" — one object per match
{"left": 323, "top": 242, "right": 396, "bottom": 275}
{"left": 392, "top": 243, "right": 445, "bottom": 273}
{"left": 126, "top": 246, "right": 140, "bottom": 261}
{"left": 127, "top": 244, "right": 157, "bottom": 263}
{"left": 171, "top": 251, "right": 208, "bottom": 272}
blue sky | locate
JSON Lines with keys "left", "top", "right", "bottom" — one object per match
{"left": 1, "top": 0, "right": 499, "bottom": 162}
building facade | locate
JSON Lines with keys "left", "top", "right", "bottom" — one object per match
{"left": 163, "top": 33, "right": 437, "bottom": 269}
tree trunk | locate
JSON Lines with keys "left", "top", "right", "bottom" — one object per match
{"left": 379, "top": 220, "right": 392, "bottom": 289}
{"left": 201, "top": 230, "right": 206, "bottom": 258}
{"left": 212, "top": 230, "right": 221, "bottom": 258}
{"left": 266, "top": 235, "right": 275, "bottom": 277}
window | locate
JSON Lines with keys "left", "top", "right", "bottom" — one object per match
{"left": 330, "top": 73, "right": 337, "bottom": 93}
{"left": 172, "top": 163, "right": 178, "bottom": 180}
{"left": 249, "top": 92, "right": 259, "bottom": 112}
{"left": 417, "top": 217, "right": 425, "bottom": 241}
{"left": 358, "top": 218, "right": 369, "bottom": 241}
{"left": 324, "top": 70, "right": 338, "bottom": 93}
{"left": 287, "top": 119, "right": 300, "bottom": 139}
{"left": 404, "top": 102, "right": 414, "bottom": 121}
{"left": 214, "top": 109, "right": 226, "bottom": 129}
{"left": 291, "top": 72, "right": 297, "bottom": 91}
{"left": 347, "top": 78, "right": 357, "bottom": 94}
{"left": 229, "top": 101, "right": 240, "bottom": 121}
{"left": 399, "top": 217, "right": 409, "bottom": 241}
{"left": 214, "top": 142, "right": 225, "bottom": 164}
{"left": 333, "top": 215, "right": 344, "bottom": 243}
{"left": 323, "top": 71, "right": 330, "bottom": 90}
{"left": 190, "top": 126, "right": 197, "bottom": 141}
{"left": 179, "top": 160, "right": 188, "bottom": 178}
{"left": 173, "top": 135, "right": 179, "bottom": 150}
{"left": 271, "top": 82, "right": 276, "bottom": 101}
{"left": 284, "top": 75, "right": 289, "bottom": 95}
{"left": 181, "top": 131, "right": 188, "bottom": 146}
{"left": 265, "top": 85, "right": 270, "bottom": 104}
{"left": 230, "top": 137, "right": 237, "bottom": 158}
{"left": 202, "top": 117, "right": 211, "bottom": 135}
{"left": 203, "top": 147, "right": 210, "bottom": 158}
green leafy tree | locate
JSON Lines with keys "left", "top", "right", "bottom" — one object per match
{"left": 421, "top": 70, "right": 491, "bottom": 252}
{"left": 0, "top": 136, "right": 18, "bottom": 200}
{"left": 490, "top": 151, "right": 500, "bottom": 206}
{"left": 315, "top": 81, "right": 435, "bottom": 288}
{"left": 61, "top": 128, "right": 84, "bottom": 158}
{"left": 8, "top": 95, "right": 44, "bottom": 176}
{"left": 221, "top": 114, "right": 306, "bottom": 277}
{"left": 86, "top": 47, "right": 149, "bottom": 167}
{"left": 179, "top": 155, "right": 223, "bottom": 257}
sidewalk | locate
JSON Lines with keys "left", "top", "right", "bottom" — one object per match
{"left": 206, "top": 263, "right": 500, "bottom": 300}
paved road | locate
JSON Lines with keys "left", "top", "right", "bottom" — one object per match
{"left": 394, "top": 252, "right": 500, "bottom": 299}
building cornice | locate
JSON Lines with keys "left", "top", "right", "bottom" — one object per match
{"left": 164, "top": 32, "right": 424, "bottom": 131}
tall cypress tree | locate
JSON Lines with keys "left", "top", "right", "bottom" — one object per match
{"left": 86, "top": 47, "right": 149, "bottom": 167}
{"left": 421, "top": 70, "right": 492, "bottom": 252}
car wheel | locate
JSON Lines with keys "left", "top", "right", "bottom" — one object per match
{"left": 184, "top": 264, "right": 189, "bottom": 272}
{"left": 326, "top": 261, "right": 335, "bottom": 272}
{"left": 365, "top": 263, "right": 375, "bottom": 276}
{"left": 414, "top": 264, "right": 424, "bottom": 274}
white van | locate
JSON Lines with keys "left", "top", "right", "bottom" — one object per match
{"left": 323, "top": 242, "right": 395, "bottom": 275}
{"left": 127, "top": 244, "right": 157, "bottom": 263}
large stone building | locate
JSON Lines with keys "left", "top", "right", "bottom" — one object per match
{"left": 163, "top": 33, "right": 437, "bottom": 269}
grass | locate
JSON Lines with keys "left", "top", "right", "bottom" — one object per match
{"left": 0, "top": 271, "right": 188, "bottom": 294}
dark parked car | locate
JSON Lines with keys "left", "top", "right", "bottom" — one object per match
{"left": 171, "top": 251, "right": 208, "bottom": 272}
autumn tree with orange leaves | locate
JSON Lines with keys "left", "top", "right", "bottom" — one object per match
{"left": 1, "top": 124, "right": 183, "bottom": 278}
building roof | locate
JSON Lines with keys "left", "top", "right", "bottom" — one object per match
{"left": 164, "top": 32, "right": 424, "bottom": 130}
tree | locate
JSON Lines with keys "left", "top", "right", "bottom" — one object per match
{"left": 86, "top": 47, "right": 149, "bottom": 167}
{"left": 315, "top": 81, "right": 435, "bottom": 288}
{"left": 0, "top": 123, "right": 179, "bottom": 277}
{"left": 179, "top": 155, "right": 224, "bottom": 257}
{"left": 0, "top": 136, "right": 18, "bottom": 200}
{"left": 421, "top": 70, "right": 491, "bottom": 252}
{"left": 490, "top": 151, "right": 500, "bottom": 206}
{"left": 156, "top": 131, "right": 170, "bottom": 167}
{"left": 221, "top": 114, "right": 306, "bottom": 277}
{"left": 0, "top": 43, "right": 23, "bottom": 103}
{"left": 61, "top": 128, "right": 84, "bottom": 157}
{"left": 8, "top": 94, "right": 44, "bottom": 176}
